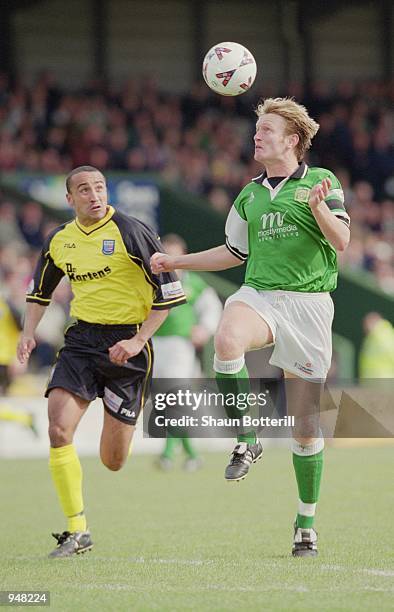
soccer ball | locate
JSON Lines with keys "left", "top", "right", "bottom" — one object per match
{"left": 202, "top": 42, "right": 257, "bottom": 96}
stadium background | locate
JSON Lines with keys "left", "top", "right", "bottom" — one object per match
{"left": 1, "top": 0, "right": 393, "bottom": 445}
{"left": 0, "top": 3, "right": 393, "bottom": 609}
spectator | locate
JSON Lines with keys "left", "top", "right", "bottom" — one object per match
{"left": 0, "top": 201, "right": 25, "bottom": 247}
{"left": 359, "top": 313, "right": 394, "bottom": 377}
{"left": 18, "top": 201, "right": 45, "bottom": 250}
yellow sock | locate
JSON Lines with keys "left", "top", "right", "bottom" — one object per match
{"left": 49, "top": 444, "right": 87, "bottom": 533}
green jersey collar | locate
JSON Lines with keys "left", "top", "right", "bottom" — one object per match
{"left": 252, "top": 161, "right": 308, "bottom": 184}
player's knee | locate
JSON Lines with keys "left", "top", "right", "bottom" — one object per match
{"left": 293, "top": 418, "right": 320, "bottom": 441}
{"left": 214, "top": 328, "right": 244, "bottom": 359}
{"left": 100, "top": 452, "right": 127, "bottom": 472}
{"left": 48, "top": 423, "right": 73, "bottom": 446}
{"left": 103, "top": 461, "right": 124, "bottom": 472}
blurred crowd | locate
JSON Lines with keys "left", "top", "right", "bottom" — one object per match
{"left": 0, "top": 73, "right": 393, "bottom": 196}
{"left": 0, "top": 73, "right": 393, "bottom": 372}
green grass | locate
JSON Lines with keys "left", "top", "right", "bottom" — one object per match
{"left": 1, "top": 446, "right": 394, "bottom": 611}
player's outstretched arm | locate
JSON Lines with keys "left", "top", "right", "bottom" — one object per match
{"left": 150, "top": 245, "right": 243, "bottom": 274}
{"left": 17, "top": 302, "right": 46, "bottom": 364}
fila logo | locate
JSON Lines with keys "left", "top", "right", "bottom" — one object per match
{"left": 64, "top": 243, "right": 76, "bottom": 248}
{"left": 120, "top": 407, "right": 136, "bottom": 418}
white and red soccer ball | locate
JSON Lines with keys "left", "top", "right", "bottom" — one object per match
{"left": 202, "top": 42, "right": 257, "bottom": 96}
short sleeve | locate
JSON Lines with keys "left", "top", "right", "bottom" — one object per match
{"left": 114, "top": 213, "right": 187, "bottom": 310}
{"left": 225, "top": 205, "right": 248, "bottom": 261}
{"left": 26, "top": 230, "right": 65, "bottom": 306}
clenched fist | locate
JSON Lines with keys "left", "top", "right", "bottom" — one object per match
{"left": 108, "top": 337, "right": 145, "bottom": 365}
{"left": 150, "top": 252, "right": 176, "bottom": 274}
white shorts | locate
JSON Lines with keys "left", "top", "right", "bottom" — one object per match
{"left": 225, "top": 286, "right": 334, "bottom": 380}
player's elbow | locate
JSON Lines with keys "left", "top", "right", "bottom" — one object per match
{"left": 229, "top": 254, "right": 246, "bottom": 268}
{"left": 336, "top": 234, "right": 350, "bottom": 252}
{"left": 336, "top": 241, "right": 347, "bottom": 252}
{"left": 334, "top": 227, "right": 350, "bottom": 252}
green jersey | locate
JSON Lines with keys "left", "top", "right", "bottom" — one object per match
{"left": 225, "top": 162, "right": 349, "bottom": 293}
{"left": 155, "top": 272, "right": 211, "bottom": 337}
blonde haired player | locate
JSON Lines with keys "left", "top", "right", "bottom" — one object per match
{"left": 151, "top": 98, "right": 350, "bottom": 557}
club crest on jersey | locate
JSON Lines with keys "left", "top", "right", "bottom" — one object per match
{"left": 295, "top": 187, "right": 311, "bottom": 203}
{"left": 102, "top": 240, "right": 115, "bottom": 255}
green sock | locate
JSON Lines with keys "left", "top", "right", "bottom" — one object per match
{"left": 162, "top": 435, "right": 180, "bottom": 459}
{"left": 216, "top": 364, "right": 256, "bottom": 445}
{"left": 181, "top": 436, "right": 198, "bottom": 459}
{"left": 292, "top": 449, "right": 323, "bottom": 528}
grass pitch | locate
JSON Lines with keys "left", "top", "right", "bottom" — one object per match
{"left": 1, "top": 446, "right": 393, "bottom": 611}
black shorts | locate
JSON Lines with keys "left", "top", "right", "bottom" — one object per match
{"left": 45, "top": 320, "right": 153, "bottom": 425}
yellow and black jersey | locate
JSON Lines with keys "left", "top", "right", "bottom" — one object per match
{"left": 27, "top": 206, "right": 186, "bottom": 324}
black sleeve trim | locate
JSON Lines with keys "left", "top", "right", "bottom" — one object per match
{"left": 151, "top": 296, "right": 187, "bottom": 310}
{"left": 225, "top": 238, "right": 248, "bottom": 261}
{"left": 26, "top": 296, "right": 51, "bottom": 306}
{"left": 330, "top": 209, "right": 350, "bottom": 227}
{"left": 26, "top": 226, "right": 66, "bottom": 304}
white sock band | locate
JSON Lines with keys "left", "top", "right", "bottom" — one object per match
{"left": 213, "top": 354, "right": 245, "bottom": 374}
{"left": 298, "top": 500, "right": 317, "bottom": 517}
{"left": 291, "top": 432, "right": 324, "bottom": 456}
